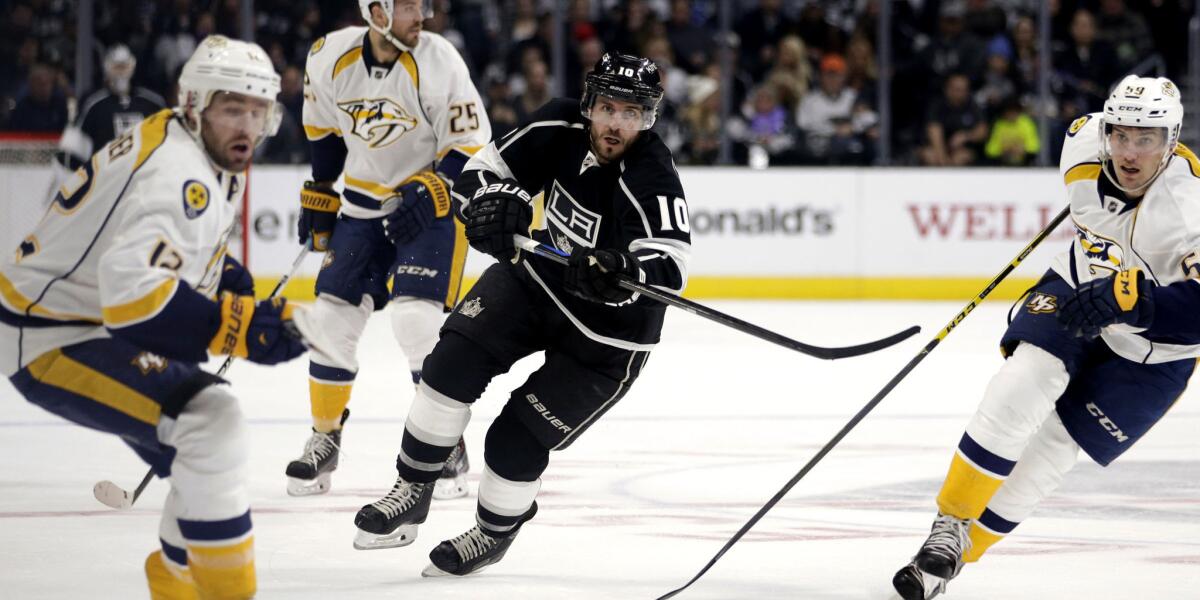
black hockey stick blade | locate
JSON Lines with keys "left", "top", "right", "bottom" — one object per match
{"left": 654, "top": 205, "right": 1070, "bottom": 599}
{"left": 514, "top": 235, "right": 920, "bottom": 360}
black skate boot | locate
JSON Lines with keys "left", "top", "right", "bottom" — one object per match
{"left": 353, "top": 473, "right": 435, "bottom": 550}
{"left": 421, "top": 502, "right": 538, "bottom": 577}
{"left": 892, "top": 513, "right": 971, "bottom": 600}
{"left": 433, "top": 438, "right": 470, "bottom": 500}
{"left": 285, "top": 409, "right": 348, "bottom": 496}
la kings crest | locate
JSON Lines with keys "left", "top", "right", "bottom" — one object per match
{"left": 338, "top": 98, "right": 418, "bottom": 148}
{"left": 545, "top": 180, "right": 602, "bottom": 252}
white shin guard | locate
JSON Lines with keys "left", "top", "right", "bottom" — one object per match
{"left": 390, "top": 297, "right": 445, "bottom": 374}
{"left": 306, "top": 293, "right": 375, "bottom": 372}
{"left": 965, "top": 343, "right": 1071, "bottom": 462}
{"left": 986, "top": 412, "right": 1080, "bottom": 524}
{"left": 158, "top": 385, "right": 249, "bottom": 522}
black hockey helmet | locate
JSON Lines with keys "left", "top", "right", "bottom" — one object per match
{"left": 581, "top": 52, "right": 664, "bottom": 130}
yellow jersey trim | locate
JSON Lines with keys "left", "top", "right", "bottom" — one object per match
{"left": 437, "top": 145, "right": 483, "bottom": 159}
{"left": 1064, "top": 162, "right": 1102, "bottom": 185}
{"left": 135, "top": 110, "right": 173, "bottom": 171}
{"left": 102, "top": 278, "right": 179, "bottom": 327}
{"left": 445, "top": 218, "right": 468, "bottom": 309}
{"left": 399, "top": 52, "right": 419, "bottom": 90}
{"left": 332, "top": 46, "right": 364, "bottom": 80}
{"left": 303, "top": 124, "right": 342, "bottom": 141}
{"left": 0, "top": 271, "right": 100, "bottom": 323}
{"left": 25, "top": 349, "right": 161, "bottom": 426}
{"left": 1174, "top": 143, "right": 1200, "bottom": 178}
{"left": 343, "top": 174, "right": 396, "bottom": 198}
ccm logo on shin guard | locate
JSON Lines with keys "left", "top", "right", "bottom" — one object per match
{"left": 1085, "top": 402, "right": 1130, "bottom": 442}
{"left": 526, "top": 394, "right": 573, "bottom": 434}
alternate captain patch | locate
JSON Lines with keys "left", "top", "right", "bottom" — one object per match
{"left": 182, "top": 180, "right": 210, "bottom": 219}
{"left": 1067, "top": 115, "right": 1090, "bottom": 137}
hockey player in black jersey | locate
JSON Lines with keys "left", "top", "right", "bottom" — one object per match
{"left": 354, "top": 52, "right": 690, "bottom": 576}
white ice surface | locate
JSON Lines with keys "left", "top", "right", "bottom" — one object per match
{"left": 2, "top": 301, "right": 1198, "bottom": 599}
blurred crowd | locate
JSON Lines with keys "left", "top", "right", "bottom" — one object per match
{"left": 0, "top": 0, "right": 1192, "bottom": 166}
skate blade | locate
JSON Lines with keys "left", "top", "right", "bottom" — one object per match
{"left": 432, "top": 475, "right": 469, "bottom": 500}
{"left": 353, "top": 525, "right": 418, "bottom": 550}
{"left": 286, "top": 473, "right": 331, "bottom": 497}
{"left": 420, "top": 562, "right": 490, "bottom": 578}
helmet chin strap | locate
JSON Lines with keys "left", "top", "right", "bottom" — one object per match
{"left": 370, "top": 21, "right": 414, "bottom": 52}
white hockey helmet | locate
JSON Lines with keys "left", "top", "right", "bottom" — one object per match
{"left": 1099, "top": 74, "right": 1184, "bottom": 193}
{"left": 103, "top": 44, "right": 136, "bottom": 95}
{"left": 178, "top": 35, "right": 283, "bottom": 140}
{"left": 358, "top": 0, "right": 434, "bottom": 51}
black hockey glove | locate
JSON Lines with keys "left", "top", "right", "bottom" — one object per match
{"left": 463, "top": 182, "right": 532, "bottom": 260}
{"left": 217, "top": 255, "right": 255, "bottom": 296}
{"left": 298, "top": 181, "right": 340, "bottom": 252}
{"left": 1057, "top": 268, "right": 1155, "bottom": 339}
{"left": 564, "top": 249, "right": 641, "bottom": 305}
{"left": 384, "top": 171, "right": 450, "bottom": 247}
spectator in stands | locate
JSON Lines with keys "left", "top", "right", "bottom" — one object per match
{"left": 984, "top": 96, "right": 1039, "bottom": 166}
{"left": 1096, "top": 0, "right": 1154, "bottom": 74}
{"left": 605, "top": 0, "right": 660, "bottom": 56}
{"left": 665, "top": 0, "right": 711, "bottom": 75}
{"left": 964, "top": 0, "right": 1007, "bottom": 40}
{"left": 680, "top": 73, "right": 721, "bottom": 165}
{"left": 844, "top": 33, "right": 876, "bottom": 95}
{"left": 1011, "top": 14, "right": 1039, "bottom": 97}
{"left": 737, "top": 0, "right": 797, "bottom": 81}
{"left": 915, "top": 2, "right": 985, "bottom": 96}
{"left": 918, "top": 72, "right": 987, "bottom": 166}
{"left": 258, "top": 63, "right": 308, "bottom": 165}
{"left": 513, "top": 59, "right": 552, "bottom": 124}
{"left": 975, "top": 35, "right": 1017, "bottom": 118}
{"left": 483, "top": 71, "right": 518, "bottom": 139}
{"left": 6, "top": 63, "right": 67, "bottom": 132}
{"left": 765, "top": 35, "right": 811, "bottom": 113}
{"left": 1054, "top": 9, "right": 1118, "bottom": 111}
{"left": 796, "top": 3, "right": 842, "bottom": 56}
{"left": 642, "top": 36, "right": 689, "bottom": 108}
{"left": 796, "top": 54, "right": 873, "bottom": 165}
{"left": 729, "top": 85, "right": 793, "bottom": 165}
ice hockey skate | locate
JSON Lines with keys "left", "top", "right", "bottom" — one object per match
{"left": 285, "top": 409, "right": 348, "bottom": 496}
{"left": 433, "top": 438, "right": 470, "bottom": 500}
{"left": 353, "top": 473, "right": 435, "bottom": 550}
{"left": 421, "top": 502, "right": 538, "bottom": 577}
{"left": 892, "top": 513, "right": 970, "bottom": 599}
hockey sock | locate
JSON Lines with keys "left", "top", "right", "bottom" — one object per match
{"left": 936, "top": 344, "right": 1069, "bottom": 519}
{"left": 309, "top": 362, "right": 354, "bottom": 433}
{"left": 179, "top": 512, "right": 256, "bottom": 599}
{"left": 397, "top": 381, "right": 472, "bottom": 482}
{"left": 476, "top": 465, "right": 540, "bottom": 536}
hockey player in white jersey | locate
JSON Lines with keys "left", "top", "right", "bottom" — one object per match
{"left": 0, "top": 36, "right": 305, "bottom": 598}
{"left": 893, "top": 75, "right": 1200, "bottom": 598}
{"left": 287, "top": 0, "right": 489, "bottom": 500}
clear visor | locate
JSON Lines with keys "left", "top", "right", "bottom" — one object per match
{"left": 202, "top": 91, "right": 282, "bottom": 141}
{"left": 586, "top": 96, "right": 655, "bottom": 131}
{"left": 1105, "top": 125, "right": 1168, "bottom": 155}
{"left": 395, "top": 0, "right": 434, "bottom": 19}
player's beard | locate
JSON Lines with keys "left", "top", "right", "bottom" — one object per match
{"left": 202, "top": 128, "right": 255, "bottom": 172}
{"left": 588, "top": 125, "right": 634, "bottom": 164}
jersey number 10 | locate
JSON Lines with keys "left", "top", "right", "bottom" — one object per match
{"left": 656, "top": 195, "right": 689, "bottom": 233}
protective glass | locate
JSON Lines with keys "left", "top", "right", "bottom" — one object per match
{"left": 395, "top": 0, "right": 434, "bottom": 19}
{"left": 1106, "top": 126, "right": 1168, "bottom": 155}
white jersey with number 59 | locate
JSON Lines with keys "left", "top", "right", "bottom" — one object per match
{"left": 1052, "top": 112, "right": 1200, "bottom": 363}
{"left": 303, "top": 27, "right": 490, "bottom": 219}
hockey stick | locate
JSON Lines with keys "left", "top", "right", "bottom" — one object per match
{"left": 655, "top": 204, "right": 1070, "bottom": 599}
{"left": 93, "top": 246, "right": 310, "bottom": 510}
{"left": 513, "top": 235, "right": 921, "bottom": 360}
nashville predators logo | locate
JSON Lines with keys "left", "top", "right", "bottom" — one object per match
{"left": 131, "top": 352, "right": 168, "bottom": 375}
{"left": 182, "top": 180, "right": 210, "bottom": 219}
{"left": 1026, "top": 292, "right": 1057, "bottom": 314}
{"left": 1075, "top": 223, "right": 1123, "bottom": 273}
{"left": 338, "top": 98, "right": 418, "bottom": 148}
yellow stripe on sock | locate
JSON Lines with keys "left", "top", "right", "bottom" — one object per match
{"left": 310, "top": 379, "right": 352, "bottom": 432}
{"left": 963, "top": 521, "right": 1004, "bottom": 563}
{"left": 936, "top": 453, "right": 1006, "bottom": 520}
{"left": 187, "top": 537, "right": 256, "bottom": 600}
